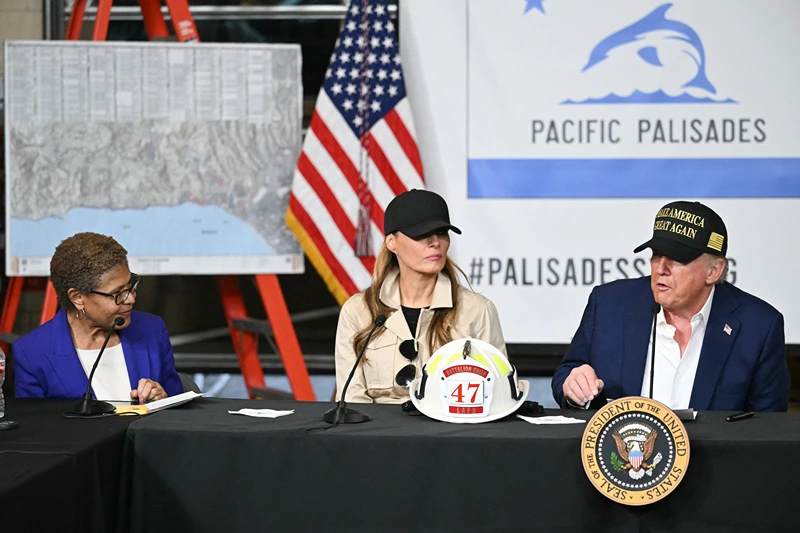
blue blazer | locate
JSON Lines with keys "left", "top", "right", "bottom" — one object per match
{"left": 551, "top": 277, "right": 790, "bottom": 412}
{"left": 13, "top": 308, "right": 183, "bottom": 400}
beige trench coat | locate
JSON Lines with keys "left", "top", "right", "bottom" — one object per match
{"left": 335, "top": 269, "right": 506, "bottom": 403}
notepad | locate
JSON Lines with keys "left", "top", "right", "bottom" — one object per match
{"left": 517, "top": 415, "right": 586, "bottom": 425}
{"left": 115, "top": 391, "right": 202, "bottom": 415}
{"left": 228, "top": 408, "right": 294, "bottom": 418}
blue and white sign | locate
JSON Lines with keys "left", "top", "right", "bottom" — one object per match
{"left": 401, "top": 0, "right": 800, "bottom": 344}
{"left": 467, "top": 1, "right": 800, "bottom": 198}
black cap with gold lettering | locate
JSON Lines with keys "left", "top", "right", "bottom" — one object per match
{"left": 634, "top": 201, "right": 727, "bottom": 263}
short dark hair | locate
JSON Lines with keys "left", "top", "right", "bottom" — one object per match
{"left": 50, "top": 232, "right": 128, "bottom": 310}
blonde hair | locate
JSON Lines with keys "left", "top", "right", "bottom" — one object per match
{"left": 352, "top": 243, "right": 469, "bottom": 360}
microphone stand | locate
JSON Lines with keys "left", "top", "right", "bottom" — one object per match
{"left": 649, "top": 303, "right": 661, "bottom": 400}
{"left": 323, "top": 314, "right": 386, "bottom": 424}
{"left": 72, "top": 317, "right": 125, "bottom": 416}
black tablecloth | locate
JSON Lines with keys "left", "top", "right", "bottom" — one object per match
{"left": 0, "top": 399, "right": 135, "bottom": 533}
{"left": 120, "top": 398, "right": 800, "bottom": 533}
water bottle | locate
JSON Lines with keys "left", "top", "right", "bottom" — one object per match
{"left": 0, "top": 347, "right": 5, "bottom": 419}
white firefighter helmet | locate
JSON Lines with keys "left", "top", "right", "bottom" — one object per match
{"left": 409, "top": 337, "right": 529, "bottom": 424}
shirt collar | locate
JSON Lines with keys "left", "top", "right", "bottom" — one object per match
{"left": 657, "top": 285, "right": 716, "bottom": 327}
{"left": 697, "top": 285, "right": 715, "bottom": 326}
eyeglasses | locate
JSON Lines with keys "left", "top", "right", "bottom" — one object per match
{"left": 395, "top": 339, "right": 419, "bottom": 387}
{"left": 90, "top": 273, "right": 140, "bottom": 305}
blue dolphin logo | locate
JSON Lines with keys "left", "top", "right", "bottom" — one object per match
{"left": 581, "top": 3, "right": 716, "bottom": 94}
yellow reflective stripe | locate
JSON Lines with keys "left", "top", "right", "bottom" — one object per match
{"left": 446, "top": 353, "right": 463, "bottom": 364}
{"left": 470, "top": 353, "right": 490, "bottom": 368}
{"left": 492, "top": 355, "right": 511, "bottom": 376}
{"left": 425, "top": 353, "right": 445, "bottom": 376}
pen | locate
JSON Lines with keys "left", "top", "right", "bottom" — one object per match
{"left": 726, "top": 411, "right": 754, "bottom": 422}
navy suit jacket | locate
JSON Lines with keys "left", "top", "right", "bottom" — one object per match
{"left": 13, "top": 308, "right": 182, "bottom": 400}
{"left": 551, "top": 277, "right": 790, "bottom": 412}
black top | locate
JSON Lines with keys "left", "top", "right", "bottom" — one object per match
{"left": 401, "top": 306, "right": 422, "bottom": 337}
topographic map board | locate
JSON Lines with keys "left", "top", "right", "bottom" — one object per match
{"left": 4, "top": 40, "right": 304, "bottom": 276}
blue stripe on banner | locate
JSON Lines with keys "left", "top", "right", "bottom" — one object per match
{"left": 467, "top": 158, "right": 800, "bottom": 198}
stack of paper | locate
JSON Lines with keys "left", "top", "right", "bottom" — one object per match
{"left": 228, "top": 408, "right": 295, "bottom": 418}
{"left": 517, "top": 415, "right": 586, "bottom": 425}
{"left": 115, "top": 391, "right": 203, "bottom": 415}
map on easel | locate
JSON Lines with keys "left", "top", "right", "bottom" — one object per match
{"left": 3, "top": 40, "right": 304, "bottom": 276}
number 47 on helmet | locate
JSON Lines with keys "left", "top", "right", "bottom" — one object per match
{"left": 409, "top": 338, "right": 529, "bottom": 424}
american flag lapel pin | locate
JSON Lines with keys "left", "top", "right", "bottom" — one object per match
{"left": 723, "top": 324, "right": 732, "bottom": 336}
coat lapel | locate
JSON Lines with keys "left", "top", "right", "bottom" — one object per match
{"left": 690, "top": 283, "right": 740, "bottom": 410}
{"left": 44, "top": 309, "right": 92, "bottom": 397}
{"left": 621, "top": 284, "right": 657, "bottom": 397}
{"left": 378, "top": 268, "right": 453, "bottom": 343}
{"left": 44, "top": 309, "right": 150, "bottom": 397}
{"left": 383, "top": 310, "right": 413, "bottom": 343}
{"left": 119, "top": 317, "right": 146, "bottom": 390}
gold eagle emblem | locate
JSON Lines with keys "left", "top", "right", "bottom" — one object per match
{"left": 612, "top": 424, "right": 663, "bottom": 480}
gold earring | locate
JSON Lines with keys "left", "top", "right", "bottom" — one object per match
{"left": 76, "top": 308, "right": 86, "bottom": 320}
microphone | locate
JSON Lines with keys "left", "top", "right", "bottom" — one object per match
{"left": 323, "top": 313, "right": 387, "bottom": 424}
{"left": 71, "top": 316, "right": 126, "bottom": 416}
{"left": 649, "top": 303, "right": 661, "bottom": 400}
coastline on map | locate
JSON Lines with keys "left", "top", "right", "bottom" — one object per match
{"left": 10, "top": 202, "right": 275, "bottom": 257}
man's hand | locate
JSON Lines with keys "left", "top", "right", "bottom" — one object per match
{"left": 563, "top": 364, "right": 604, "bottom": 407}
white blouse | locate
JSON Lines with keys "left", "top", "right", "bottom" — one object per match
{"left": 76, "top": 343, "right": 131, "bottom": 401}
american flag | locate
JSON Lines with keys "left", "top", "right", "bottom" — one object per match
{"left": 630, "top": 451, "right": 643, "bottom": 470}
{"left": 285, "top": 0, "right": 425, "bottom": 304}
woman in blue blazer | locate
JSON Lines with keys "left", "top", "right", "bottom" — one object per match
{"left": 14, "top": 232, "right": 182, "bottom": 402}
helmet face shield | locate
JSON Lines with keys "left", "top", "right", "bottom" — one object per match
{"left": 410, "top": 338, "right": 529, "bottom": 424}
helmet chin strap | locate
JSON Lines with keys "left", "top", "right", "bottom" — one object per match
{"left": 415, "top": 365, "right": 429, "bottom": 400}
{"left": 508, "top": 369, "right": 524, "bottom": 401}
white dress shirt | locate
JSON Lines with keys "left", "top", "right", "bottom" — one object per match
{"left": 76, "top": 343, "right": 131, "bottom": 402}
{"left": 640, "top": 286, "right": 715, "bottom": 410}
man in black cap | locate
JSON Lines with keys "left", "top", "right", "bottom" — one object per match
{"left": 552, "top": 201, "right": 790, "bottom": 412}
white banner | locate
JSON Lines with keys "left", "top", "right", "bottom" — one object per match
{"left": 401, "top": 0, "right": 800, "bottom": 343}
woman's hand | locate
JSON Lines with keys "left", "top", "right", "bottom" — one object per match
{"left": 130, "top": 378, "right": 168, "bottom": 404}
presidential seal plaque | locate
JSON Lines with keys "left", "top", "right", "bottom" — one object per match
{"left": 581, "top": 397, "right": 690, "bottom": 506}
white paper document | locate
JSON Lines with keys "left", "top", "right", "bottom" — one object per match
{"left": 517, "top": 415, "right": 586, "bottom": 425}
{"left": 115, "top": 390, "right": 202, "bottom": 415}
{"left": 228, "top": 408, "right": 295, "bottom": 419}
{"left": 146, "top": 391, "right": 203, "bottom": 412}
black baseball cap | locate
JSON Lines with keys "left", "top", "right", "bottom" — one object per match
{"left": 634, "top": 201, "right": 728, "bottom": 263}
{"left": 384, "top": 189, "right": 462, "bottom": 238}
